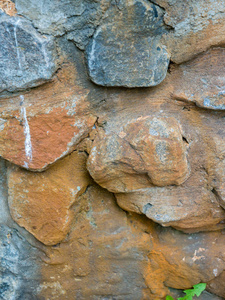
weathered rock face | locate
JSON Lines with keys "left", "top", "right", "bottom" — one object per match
{"left": 0, "top": 41, "right": 97, "bottom": 170}
{"left": 154, "top": 0, "right": 225, "bottom": 63}
{"left": 7, "top": 151, "right": 91, "bottom": 245}
{"left": 173, "top": 48, "right": 225, "bottom": 110}
{"left": 0, "top": 13, "right": 57, "bottom": 93}
{"left": 86, "top": 0, "right": 170, "bottom": 87}
{"left": 15, "top": 0, "right": 111, "bottom": 50}
{"left": 1, "top": 1, "right": 225, "bottom": 299}
{"left": 87, "top": 115, "right": 189, "bottom": 192}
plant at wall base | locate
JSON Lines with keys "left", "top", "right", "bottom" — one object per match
{"left": 166, "top": 283, "right": 206, "bottom": 300}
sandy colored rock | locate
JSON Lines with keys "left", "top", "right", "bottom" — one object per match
{"left": 116, "top": 184, "right": 225, "bottom": 232}
{"left": 0, "top": 0, "right": 16, "bottom": 16}
{"left": 7, "top": 151, "right": 91, "bottom": 245}
{"left": 87, "top": 115, "right": 189, "bottom": 192}
{"left": 154, "top": 0, "right": 225, "bottom": 64}
{"left": 38, "top": 185, "right": 153, "bottom": 299}
{"left": 145, "top": 224, "right": 225, "bottom": 299}
{"left": 173, "top": 48, "right": 225, "bottom": 110}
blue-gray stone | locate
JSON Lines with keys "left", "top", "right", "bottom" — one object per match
{"left": 15, "top": 0, "right": 111, "bottom": 50}
{"left": 0, "top": 14, "right": 57, "bottom": 93}
{"left": 0, "top": 225, "right": 40, "bottom": 300}
{"left": 86, "top": 0, "right": 170, "bottom": 87}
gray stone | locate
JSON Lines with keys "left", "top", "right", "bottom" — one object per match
{"left": 15, "top": 0, "right": 111, "bottom": 50}
{"left": 0, "top": 224, "right": 40, "bottom": 300}
{"left": 86, "top": 0, "right": 170, "bottom": 87}
{"left": 0, "top": 14, "right": 56, "bottom": 93}
{"left": 0, "top": 159, "right": 9, "bottom": 224}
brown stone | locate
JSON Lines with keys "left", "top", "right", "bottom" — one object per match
{"left": 154, "top": 0, "right": 225, "bottom": 64}
{"left": 116, "top": 184, "right": 225, "bottom": 232}
{"left": 87, "top": 115, "right": 190, "bottom": 192}
{"left": 0, "top": 0, "right": 17, "bottom": 16}
{"left": 173, "top": 48, "right": 225, "bottom": 110}
{"left": 0, "top": 58, "right": 96, "bottom": 171}
{"left": 7, "top": 151, "right": 91, "bottom": 245}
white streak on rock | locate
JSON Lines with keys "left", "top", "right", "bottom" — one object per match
{"left": 14, "top": 19, "right": 22, "bottom": 70}
{"left": 20, "top": 95, "right": 32, "bottom": 162}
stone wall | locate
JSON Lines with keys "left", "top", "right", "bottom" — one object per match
{"left": 1, "top": 0, "right": 225, "bottom": 299}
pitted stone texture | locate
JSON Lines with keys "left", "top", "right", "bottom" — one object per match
{"left": 0, "top": 225, "right": 39, "bottom": 300}
{"left": 154, "top": 0, "right": 225, "bottom": 64}
{"left": 87, "top": 116, "right": 189, "bottom": 193}
{"left": 15, "top": 0, "right": 110, "bottom": 50}
{"left": 38, "top": 186, "right": 153, "bottom": 300}
{"left": 7, "top": 151, "right": 91, "bottom": 245}
{"left": 145, "top": 225, "right": 225, "bottom": 299}
{"left": 86, "top": 0, "right": 170, "bottom": 87}
{"left": 173, "top": 48, "right": 225, "bottom": 110}
{"left": 0, "top": 14, "right": 56, "bottom": 93}
{"left": 0, "top": 43, "right": 97, "bottom": 171}
{"left": 116, "top": 184, "right": 225, "bottom": 232}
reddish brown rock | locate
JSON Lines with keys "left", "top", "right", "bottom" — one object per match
{"left": 145, "top": 224, "right": 225, "bottom": 299}
{"left": 32, "top": 185, "right": 225, "bottom": 299}
{"left": 38, "top": 185, "right": 153, "bottom": 299}
{"left": 87, "top": 115, "right": 189, "bottom": 192}
{"left": 0, "top": 57, "right": 96, "bottom": 171}
{"left": 7, "top": 151, "right": 91, "bottom": 245}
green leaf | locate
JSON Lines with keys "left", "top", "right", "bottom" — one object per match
{"left": 177, "top": 283, "right": 207, "bottom": 300}
{"left": 192, "top": 283, "right": 206, "bottom": 296}
{"left": 166, "top": 296, "right": 175, "bottom": 300}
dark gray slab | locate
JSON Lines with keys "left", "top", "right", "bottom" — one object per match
{"left": 0, "top": 14, "right": 56, "bottom": 93}
{"left": 86, "top": 0, "right": 170, "bottom": 87}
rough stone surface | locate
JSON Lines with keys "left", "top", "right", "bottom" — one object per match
{"left": 0, "top": 224, "right": 40, "bottom": 300}
{"left": 86, "top": 0, "right": 170, "bottom": 87}
{"left": 7, "top": 151, "right": 91, "bottom": 245}
{"left": 87, "top": 116, "right": 189, "bottom": 192}
{"left": 1, "top": 1, "right": 225, "bottom": 299}
{"left": 15, "top": 0, "right": 111, "bottom": 50}
{"left": 173, "top": 48, "right": 225, "bottom": 110}
{"left": 0, "top": 13, "right": 57, "bottom": 93}
{"left": 0, "top": 0, "right": 17, "bottom": 16}
{"left": 116, "top": 185, "right": 225, "bottom": 232}
{"left": 0, "top": 40, "right": 97, "bottom": 170}
{"left": 154, "top": 0, "right": 225, "bottom": 63}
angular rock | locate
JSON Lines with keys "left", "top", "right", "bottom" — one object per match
{"left": 15, "top": 0, "right": 110, "bottom": 50}
{"left": 145, "top": 225, "right": 225, "bottom": 299}
{"left": 0, "top": 42, "right": 97, "bottom": 170}
{"left": 0, "top": 14, "right": 56, "bottom": 93}
{"left": 38, "top": 185, "right": 153, "bottom": 299}
{"left": 154, "top": 0, "right": 225, "bottom": 63}
{"left": 116, "top": 185, "right": 225, "bottom": 232}
{"left": 173, "top": 48, "right": 225, "bottom": 110}
{"left": 87, "top": 116, "right": 189, "bottom": 192}
{"left": 86, "top": 0, "right": 170, "bottom": 87}
{"left": 7, "top": 151, "right": 91, "bottom": 245}
{"left": 0, "top": 224, "right": 40, "bottom": 300}
{"left": 36, "top": 185, "right": 225, "bottom": 299}
{"left": 0, "top": 159, "right": 9, "bottom": 224}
